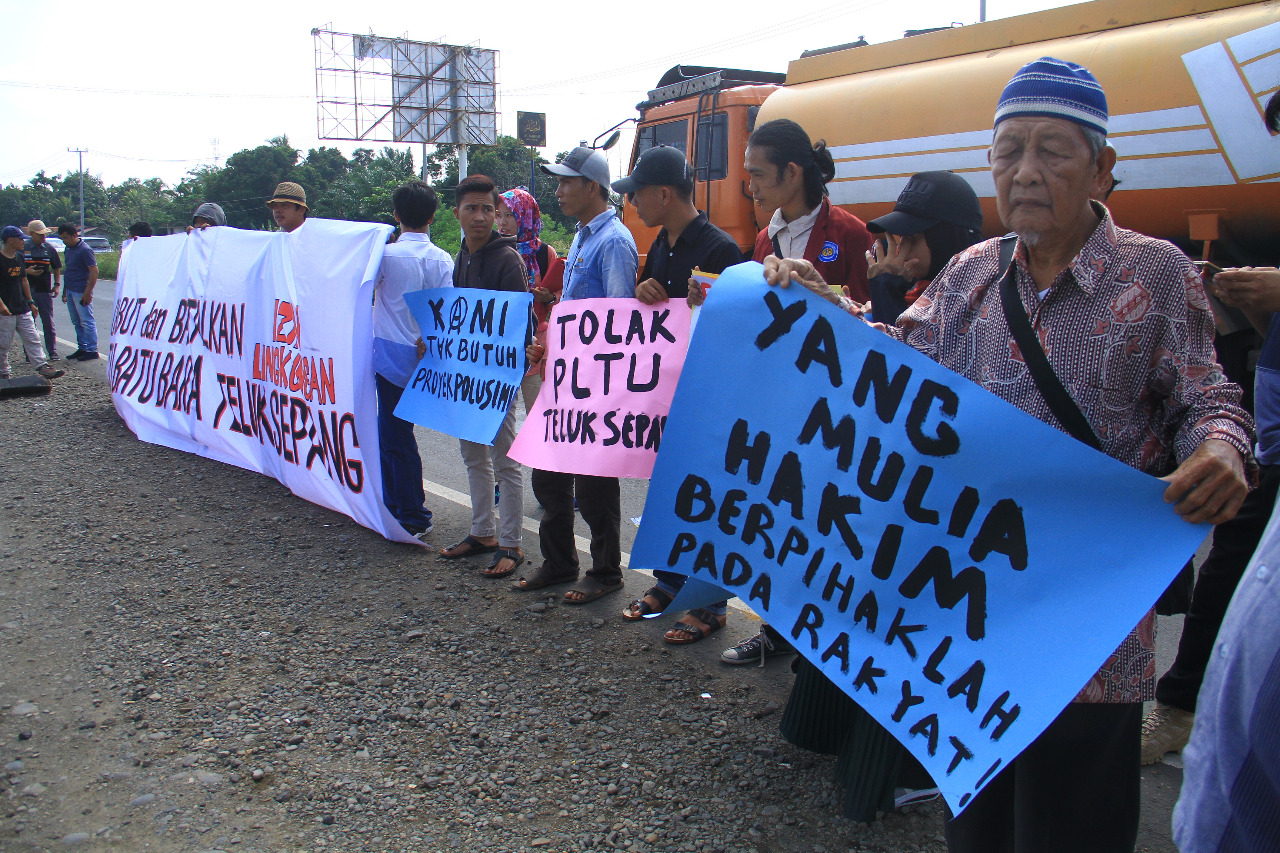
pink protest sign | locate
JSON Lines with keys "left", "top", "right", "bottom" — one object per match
{"left": 509, "top": 297, "right": 691, "bottom": 479}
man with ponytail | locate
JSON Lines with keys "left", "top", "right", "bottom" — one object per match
{"left": 746, "top": 119, "right": 873, "bottom": 302}
{"left": 718, "top": 119, "right": 874, "bottom": 665}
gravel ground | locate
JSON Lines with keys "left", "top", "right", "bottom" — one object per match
{"left": 1, "top": 366, "right": 951, "bottom": 853}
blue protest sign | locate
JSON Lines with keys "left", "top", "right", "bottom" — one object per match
{"left": 396, "top": 288, "right": 532, "bottom": 444}
{"left": 631, "top": 263, "right": 1208, "bottom": 816}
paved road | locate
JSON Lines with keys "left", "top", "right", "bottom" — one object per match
{"left": 60, "top": 278, "right": 1196, "bottom": 850}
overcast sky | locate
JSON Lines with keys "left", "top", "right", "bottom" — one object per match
{"left": 0, "top": 0, "right": 1077, "bottom": 190}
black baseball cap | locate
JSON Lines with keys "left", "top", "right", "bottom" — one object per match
{"left": 868, "top": 171, "right": 983, "bottom": 235}
{"left": 611, "top": 145, "right": 693, "bottom": 195}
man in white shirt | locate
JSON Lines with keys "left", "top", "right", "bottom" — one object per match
{"left": 372, "top": 181, "right": 454, "bottom": 539}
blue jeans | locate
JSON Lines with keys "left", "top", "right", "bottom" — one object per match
{"left": 65, "top": 290, "right": 97, "bottom": 352}
{"left": 375, "top": 373, "right": 432, "bottom": 532}
{"left": 654, "top": 570, "right": 728, "bottom": 616}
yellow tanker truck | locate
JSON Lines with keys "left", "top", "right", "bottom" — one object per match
{"left": 620, "top": 0, "right": 1280, "bottom": 266}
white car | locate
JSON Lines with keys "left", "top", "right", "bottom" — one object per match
{"left": 23, "top": 236, "right": 66, "bottom": 253}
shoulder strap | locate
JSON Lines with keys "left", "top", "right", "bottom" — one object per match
{"left": 996, "top": 236, "right": 1102, "bottom": 450}
{"left": 771, "top": 233, "right": 783, "bottom": 259}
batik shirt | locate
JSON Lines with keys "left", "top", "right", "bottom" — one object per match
{"left": 887, "top": 205, "right": 1254, "bottom": 703}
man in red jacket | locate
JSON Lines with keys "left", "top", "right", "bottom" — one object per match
{"left": 720, "top": 118, "right": 873, "bottom": 665}
{"left": 747, "top": 119, "right": 872, "bottom": 303}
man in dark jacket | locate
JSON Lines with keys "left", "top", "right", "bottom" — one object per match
{"left": 438, "top": 174, "right": 532, "bottom": 580}
{"left": 614, "top": 145, "right": 743, "bottom": 644}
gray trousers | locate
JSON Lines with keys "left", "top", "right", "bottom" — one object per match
{"left": 0, "top": 311, "right": 49, "bottom": 376}
{"left": 457, "top": 405, "right": 524, "bottom": 548}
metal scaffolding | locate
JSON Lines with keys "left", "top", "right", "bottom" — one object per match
{"left": 312, "top": 29, "right": 498, "bottom": 145}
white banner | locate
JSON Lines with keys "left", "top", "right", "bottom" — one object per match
{"left": 108, "top": 220, "right": 416, "bottom": 544}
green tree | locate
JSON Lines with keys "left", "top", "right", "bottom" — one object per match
{"left": 48, "top": 171, "right": 109, "bottom": 234}
{"left": 429, "top": 209, "right": 462, "bottom": 259}
{"left": 206, "top": 136, "right": 301, "bottom": 229}
{"left": 321, "top": 146, "right": 416, "bottom": 224}
{"left": 426, "top": 136, "right": 572, "bottom": 231}
{"left": 101, "top": 177, "right": 180, "bottom": 240}
{"left": 288, "top": 147, "right": 351, "bottom": 217}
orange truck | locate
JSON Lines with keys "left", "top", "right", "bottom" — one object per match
{"left": 620, "top": 0, "right": 1280, "bottom": 266}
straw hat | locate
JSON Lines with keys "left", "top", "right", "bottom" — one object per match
{"left": 266, "top": 181, "right": 308, "bottom": 210}
{"left": 27, "top": 219, "right": 54, "bottom": 235}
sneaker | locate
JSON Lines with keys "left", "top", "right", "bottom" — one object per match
{"left": 66, "top": 349, "right": 85, "bottom": 360}
{"left": 37, "top": 365, "right": 65, "bottom": 380}
{"left": 720, "top": 624, "right": 796, "bottom": 665}
{"left": 74, "top": 351, "right": 100, "bottom": 361}
{"left": 406, "top": 520, "right": 434, "bottom": 542}
{"left": 48, "top": 352, "right": 60, "bottom": 361}
{"left": 1141, "top": 703, "right": 1195, "bottom": 764}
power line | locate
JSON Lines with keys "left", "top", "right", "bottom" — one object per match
{"left": 90, "top": 150, "right": 220, "bottom": 164}
{"left": 0, "top": 152, "right": 68, "bottom": 182}
{"left": 0, "top": 79, "right": 309, "bottom": 100}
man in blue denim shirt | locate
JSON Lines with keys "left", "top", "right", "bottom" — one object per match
{"left": 543, "top": 146, "right": 638, "bottom": 301}
{"left": 511, "top": 146, "right": 638, "bottom": 605}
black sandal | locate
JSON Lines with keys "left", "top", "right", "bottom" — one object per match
{"left": 483, "top": 549, "right": 526, "bottom": 579}
{"left": 439, "top": 535, "right": 498, "bottom": 560}
{"left": 622, "top": 586, "right": 674, "bottom": 621}
{"left": 664, "top": 608, "right": 727, "bottom": 645}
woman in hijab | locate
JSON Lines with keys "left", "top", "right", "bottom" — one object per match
{"left": 496, "top": 187, "right": 562, "bottom": 412}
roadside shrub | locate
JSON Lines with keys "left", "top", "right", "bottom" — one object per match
{"left": 95, "top": 251, "right": 120, "bottom": 280}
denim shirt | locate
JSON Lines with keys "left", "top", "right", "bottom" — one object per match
{"left": 1174, "top": 486, "right": 1280, "bottom": 852}
{"left": 561, "top": 208, "right": 638, "bottom": 301}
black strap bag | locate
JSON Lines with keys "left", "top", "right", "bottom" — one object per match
{"left": 996, "top": 236, "right": 1193, "bottom": 613}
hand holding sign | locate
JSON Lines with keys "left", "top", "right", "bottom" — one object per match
{"left": 509, "top": 297, "right": 692, "bottom": 479}
{"left": 632, "top": 263, "right": 1207, "bottom": 816}
{"left": 396, "top": 288, "right": 533, "bottom": 445}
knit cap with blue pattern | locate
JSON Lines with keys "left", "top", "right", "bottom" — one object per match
{"left": 994, "top": 57, "right": 1108, "bottom": 137}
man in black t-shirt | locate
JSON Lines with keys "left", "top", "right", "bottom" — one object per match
{"left": 1, "top": 225, "right": 63, "bottom": 380}
{"left": 24, "top": 219, "right": 62, "bottom": 359}
{"left": 620, "top": 145, "right": 744, "bottom": 306}
{"left": 612, "top": 146, "right": 744, "bottom": 646}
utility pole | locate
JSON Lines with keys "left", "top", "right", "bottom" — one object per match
{"left": 980, "top": 0, "right": 986, "bottom": 22}
{"left": 67, "top": 147, "right": 87, "bottom": 231}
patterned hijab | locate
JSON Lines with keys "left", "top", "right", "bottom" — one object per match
{"left": 499, "top": 187, "right": 542, "bottom": 290}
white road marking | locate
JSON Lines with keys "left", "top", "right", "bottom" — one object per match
{"left": 420, "top": 475, "right": 637, "bottom": 570}
{"left": 418, "top": 476, "right": 762, "bottom": 620}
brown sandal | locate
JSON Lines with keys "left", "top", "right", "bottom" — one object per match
{"left": 511, "top": 563, "right": 578, "bottom": 591}
{"left": 563, "top": 574, "right": 624, "bottom": 606}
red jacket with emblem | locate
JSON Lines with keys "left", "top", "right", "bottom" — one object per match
{"left": 751, "top": 198, "right": 873, "bottom": 303}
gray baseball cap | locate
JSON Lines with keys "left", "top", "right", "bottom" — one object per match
{"left": 541, "top": 146, "right": 610, "bottom": 188}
